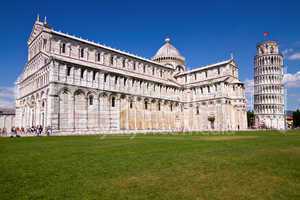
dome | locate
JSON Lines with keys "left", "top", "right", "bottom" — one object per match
{"left": 152, "top": 38, "right": 185, "bottom": 62}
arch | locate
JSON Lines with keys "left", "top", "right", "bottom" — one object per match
{"left": 58, "top": 87, "right": 71, "bottom": 96}
{"left": 144, "top": 98, "right": 149, "bottom": 110}
{"left": 86, "top": 91, "right": 98, "bottom": 129}
{"left": 175, "top": 65, "right": 185, "bottom": 73}
{"left": 110, "top": 95, "right": 117, "bottom": 107}
{"left": 59, "top": 89, "right": 73, "bottom": 130}
{"left": 74, "top": 89, "right": 87, "bottom": 130}
{"left": 74, "top": 89, "right": 86, "bottom": 97}
{"left": 40, "top": 90, "right": 46, "bottom": 99}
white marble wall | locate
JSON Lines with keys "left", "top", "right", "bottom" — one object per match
{"left": 254, "top": 41, "right": 285, "bottom": 129}
{"left": 15, "top": 20, "right": 248, "bottom": 134}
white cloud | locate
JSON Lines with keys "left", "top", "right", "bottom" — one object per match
{"left": 295, "top": 41, "right": 300, "bottom": 47}
{"left": 244, "top": 79, "right": 254, "bottom": 110}
{"left": 243, "top": 71, "right": 300, "bottom": 110}
{"left": 244, "top": 79, "right": 254, "bottom": 95}
{"left": 283, "top": 71, "right": 300, "bottom": 88}
{"left": 288, "top": 53, "right": 300, "bottom": 60}
{"left": 282, "top": 48, "right": 294, "bottom": 56}
{"left": 244, "top": 71, "right": 300, "bottom": 90}
{"left": 0, "top": 86, "right": 16, "bottom": 109}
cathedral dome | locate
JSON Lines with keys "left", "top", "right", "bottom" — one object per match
{"left": 152, "top": 38, "right": 185, "bottom": 65}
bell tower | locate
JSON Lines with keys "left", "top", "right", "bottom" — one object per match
{"left": 253, "top": 40, "right": 285, "bottom": 129}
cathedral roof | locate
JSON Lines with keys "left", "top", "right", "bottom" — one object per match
{"left": 152, "top": 38, "right": 185, "bottom": 61}
{"left": 50, "top": 30, "right": 174, "bottom": 70}
{"left": 176, "top": 59, "right": 234, "bottom": 76}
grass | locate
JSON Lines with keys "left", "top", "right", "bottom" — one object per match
{"left": 0, "top": 130, "right": 300, "bottom": 200}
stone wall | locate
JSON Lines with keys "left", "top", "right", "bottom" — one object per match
{"left": 15, "top": 20, "right": 248, "bottom": 134}
{"left": 0, "top": 115, "right": 15, "bottom": 135}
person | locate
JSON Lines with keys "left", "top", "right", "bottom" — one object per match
{"left": 40, "top": 126, "right": 43, "bottom": 135}
{"left": 16, "top": 127, "right": 20, "bottom": 137}
{"left": 10, "top": 127, "right": 16, "bottom": 137}
{"left": 36, "top": 125, "right": 39, "bottom": 136}
{"left": 21, "top": 127, "right": 25, "bottom": 135}
{"left": 3, "top": 128, "right": 7, "bottom": 136}
{"left": 46, "top": 126, "right": 52, "bottom": 136}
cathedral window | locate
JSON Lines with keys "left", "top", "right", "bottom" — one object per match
{"left": 123, "top": 59, "right": 126, "bottom": 68}
{"left": 89, "top": 96, "right": 94, "bottom": 106}
{"left": 207, "top": 86, "right": 210, "bottom": 93}
{"left": 158, "top": 102, "right": 161, "bottom": 111}
{"left": 97, "top": 52, "right": 101, "bottom": 62}
{"left": 205, "top": 71, "right": 208, "bottom": 78}
{"left": 144, "top": 101, "right": 148, "bottom": 110}
{"left": 170, "top": 104, "right": 173, "bottom": 112}
{"left": 92, "top": 71, "right": 96, "bottom": 81}
{"left": 111, "top": 97, "right": 116, "bottom": 107}
{"left": 43, "top": 39, "right": 47, "bottom": 50}
{"left": 152, "top": 67, "right": 155, "bottom": 75}
{"left": 110, "top": 55, "right": 114, "bottom": 65}
{"left": 130, "top": 101, "right": 133, "bottom": 109}
{"left": 200, "top": 87, "right": 203, "bottom": 94}
{"left": 124, "top": 78, "right": 127, "bottom": 86}
{"left": 218, "top": 68, "right": 220, "bottom": 75}
{"left": 80, "top": 48, "right": 84, "bottom": 58}
{"left": 81, "top": 69, "right": 85, "bottom": 79}
{"left": 133, "top": 62, "right": 136, "bottom": 70}
{"left": 104, "top": 74, "right": 107, "bottom": 82}
{"left": 143, "top": 65, "right": 146, "bottom": 73}
{"left": 67, "top": 66, "right": 71, "bottom": 76}
{"left": 115, "top": 76, "right": 118, "bottom": 84}
{"left": 61, "top": 43, "right": 66, "bottom": 53}
{"left": 196, "top": 106, "right": 199, "bottom": 115}
{"left": 160, "top": 69, "right": 163, "bottom": 77}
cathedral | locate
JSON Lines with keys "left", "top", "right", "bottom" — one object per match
{"left": 15, "top": 17, "right": 247, "bottom": 134}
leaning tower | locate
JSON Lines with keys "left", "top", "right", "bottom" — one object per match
{"left": 254, "top": 41, "right": 285, "bottom": 129}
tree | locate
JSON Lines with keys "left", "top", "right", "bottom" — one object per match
{"left": 293, "top": 109, "right": 300, "bottom": 128}
{"left": 247, "top": 110, "right": 255, "bottom": 128}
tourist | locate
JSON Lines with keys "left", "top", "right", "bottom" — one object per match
{"left": 21, "top": 127, "right": 25, "bottom": 135}
{"left": 46, "top": 126, "right": 52, "bottom": 136}
{"left": 3, "top": 128, "right": 7, "bottom": 136}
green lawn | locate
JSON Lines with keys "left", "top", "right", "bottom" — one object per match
{"left": 0, "top": 131, "right": 300, "bottom": 200}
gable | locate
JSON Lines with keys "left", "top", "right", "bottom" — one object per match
{"left": 28, "top": 21, "right": 44, "bottom": 45}
{"left": 228, "top": 59, "right": 237, "bottom": 68}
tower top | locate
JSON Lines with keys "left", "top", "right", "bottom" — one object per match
{"left": 256, "top": 40, "right": 279, "bottom": 56}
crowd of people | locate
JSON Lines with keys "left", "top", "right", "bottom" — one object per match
{"left": 0, "top": 125, "right": 52, "bottom": 137}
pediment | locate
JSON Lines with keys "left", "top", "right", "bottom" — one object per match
{"left": 228, "top": 59, "right": 237, "bottom": 68}
{"left": 28, "top": 22, "right": 44, "bottom": 45}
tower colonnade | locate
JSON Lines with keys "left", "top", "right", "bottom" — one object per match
{"left": 254, "top": 40, "right": 285, "bottom": 129}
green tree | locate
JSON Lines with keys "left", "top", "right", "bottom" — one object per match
{"left": 293, "top": 109, "right": 300, "bottom": 128}
{"left": 247, "top": 110, "right": 255, "bottom": 128}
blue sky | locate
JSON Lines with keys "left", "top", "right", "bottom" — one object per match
{"left": 0, "top": 0, "right": 299, "bottom": 110}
